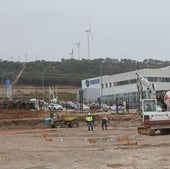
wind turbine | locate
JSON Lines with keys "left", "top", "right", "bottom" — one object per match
{"left": 69, "top": 48, "right": 74, "bottom": 59}
{"left": 76, "top": 40, "right": 80, "bottom": 60}
{"left": 85, "top": 27, "right": 92, "bottom": 60}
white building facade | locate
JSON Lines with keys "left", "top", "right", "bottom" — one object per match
{"left": 81, "top": 67, "right": 170, "bottom": 108}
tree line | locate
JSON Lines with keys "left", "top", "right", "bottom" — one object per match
{"left": 0, "top": 58, "right": 170, "bottom": 87}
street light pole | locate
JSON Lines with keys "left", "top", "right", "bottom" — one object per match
{"left": 42, "top": 67, "right": 55, "bottom": 100}
{"left": 100, "top": 61, "right": 105, "bottom": 108}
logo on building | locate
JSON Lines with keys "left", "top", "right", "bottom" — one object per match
{"left": 85, "top": 80, "right": 90, "bottom": 87}
{"left": 85, "top": 78, "right": 100, "bottom": 87}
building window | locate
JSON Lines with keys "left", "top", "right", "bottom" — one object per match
{"left": 114, "top": 79, "right": 136, "bottom": 86}
{"left": 148, "top": 76, "right": 170, "bottom": 83}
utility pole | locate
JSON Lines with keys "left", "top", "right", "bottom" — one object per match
{"left": 42, "top": 67, "right": 56, "bottom": 100}
{"left": 100, "top": 61, "right": 105, "bottom": 108}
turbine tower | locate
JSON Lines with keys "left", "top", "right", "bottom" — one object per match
{"left": 69, "top": 48, "right": 74, "bottom": 59}
{"left": 85, "top": 27, "right": 91, "bottom": 60}
{"left": 76, "top": 40, "right": 80, "bottom": 60}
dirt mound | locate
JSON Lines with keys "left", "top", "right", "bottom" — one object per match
{"left": 0, "top": 109, "right": 140, "bottom": 130}
{"left": 0, "top": 109, "right": 48, "bottom": 119}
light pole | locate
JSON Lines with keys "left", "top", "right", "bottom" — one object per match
{"left": 100, "top": 61, "right": 105, "bottom": 108}
{"left": 42, "top": 67, "right": 55, "bottom": 100}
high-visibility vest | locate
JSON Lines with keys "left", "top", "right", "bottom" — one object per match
{"left": 86, "top": 116, "right": 93, "bottom": 122}
{"left": 102, "top": 117, "right": 108, "bottom": 121}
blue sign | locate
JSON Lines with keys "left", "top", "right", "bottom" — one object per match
{"left": 5, "top": 80, "right": 11, "bottom": 89}
{"left": 85, "top": 78, "right": 100, "bottom": 87}
{"left": 89, "top": 79, "right": 100, "bottom": 85}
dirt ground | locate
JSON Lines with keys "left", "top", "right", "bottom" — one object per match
{"left": 0, "top": 110, "right": 170, "bottom": 169}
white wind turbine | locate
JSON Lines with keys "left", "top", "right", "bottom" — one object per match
{"left": 85, "top": 27, "right": 92, "bottom": 60}
{"left": 76, "top": 40, "right": 80, "bottom": 60}
{"left": 69, "top": 48, "right": 74, "bottom": 59}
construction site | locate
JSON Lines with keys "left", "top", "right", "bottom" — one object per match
{"left": 0, "top": 65, "right": 170, "bottom": 169}
{"left": 1, "top": 0, "right": 170, "bottom": 167}
{"left": 0, "top": 108, "right": 170, "bottom": 169}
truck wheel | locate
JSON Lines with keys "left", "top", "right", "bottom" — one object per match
{"left": 71, "top": 122, "right": 79, "bottom": 128}
{"left": 54, "top": 121, "right": 62, "bottom": 128}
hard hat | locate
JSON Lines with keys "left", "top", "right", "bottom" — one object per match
{"left": 88, "top": 113, "right": 91, "bottom": 115}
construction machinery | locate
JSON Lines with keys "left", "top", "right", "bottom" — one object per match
{"left": 44, "top": 115, "right": 79, "bottom": 128}
{"left": 136, "top": 73, "right": 170, "bottom": 135}
{"left": 51, "top": 115, "right": 79, "bottom": 128}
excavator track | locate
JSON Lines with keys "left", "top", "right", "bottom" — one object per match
{"left": 138, "top": 126, "right": 155, "bottom": 136}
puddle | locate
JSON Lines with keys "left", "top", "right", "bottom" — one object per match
{"left": 25, "top": 166, "right": 51, "bottom": 169}
{"left": 51, "top": 136, "right": 139, "bottom": 144}
{"left": 54, "top": 137, "right": 116, "bottom": 143}
{"left": 84, "top": 137, "right": 116, "bottom": 143}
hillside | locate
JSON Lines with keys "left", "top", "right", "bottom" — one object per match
{"left": 0, "top": 58, "right": 170, "bottom": 88}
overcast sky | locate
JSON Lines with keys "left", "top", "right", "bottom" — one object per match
{"left": 0, "top": 0, "right": 170, "bottom": 62}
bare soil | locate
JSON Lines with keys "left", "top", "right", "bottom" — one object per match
{"left": 0, "top": 110, "right": 170, "bottom": 169}
{"left": 13, "top": 85, "right": 78, "bottom": 94}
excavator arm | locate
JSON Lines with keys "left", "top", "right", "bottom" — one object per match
{"left": 136, "top": 73, "right": 156, "bottom": 99}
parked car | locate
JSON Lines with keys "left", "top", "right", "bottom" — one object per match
{"left": 101, "top": 103, "right": 110, "bottom": 111}
{"left": 110, "top": 104, "right": 122, "bottom": 112}
{"left": 76, "top": 103, "right": 90, "bottom": 111}
{"left": 66, "top": 101, "right": 77, "bottom": 109}
{"left": 48, "top": 103, "right": 63, "bottom": 111}
{"left": 89, "top": 103, "right": 100, "bottom": 109}
{"left": 156, "top": 105, "right": 162, "bottom": 112}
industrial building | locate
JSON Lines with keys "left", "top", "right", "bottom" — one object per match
{"left": 80, "top": 66, "right": 170, "bottom": 108}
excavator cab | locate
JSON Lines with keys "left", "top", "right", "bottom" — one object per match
{"left": 140, "top": 99, "right": 157, "bottom": 125}
{"left": 143, "top": 99, "right": 157, "bottom": 112}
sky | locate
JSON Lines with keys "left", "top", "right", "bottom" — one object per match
{"left": 0, "top": 0, "right": 170, "bottom": 62}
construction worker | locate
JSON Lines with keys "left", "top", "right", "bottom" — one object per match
{"left": 86, "top": 113, "right": 93, "bottom": 131}
{"left": 101, "top": 116, "right": 109, "bottom": 130}
{"left": 49, "top": 105, "right": 55, "bottom": 118}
